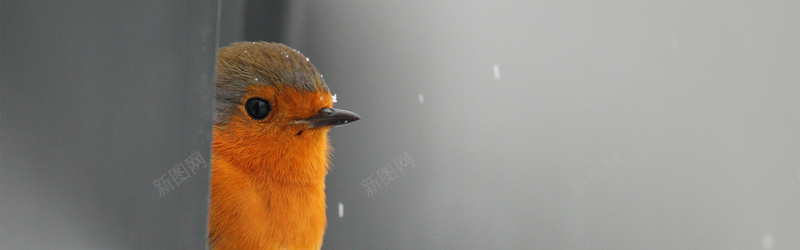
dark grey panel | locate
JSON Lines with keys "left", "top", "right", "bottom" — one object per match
{"left": 1, "top": 1, "right": 218, "bottom": 249}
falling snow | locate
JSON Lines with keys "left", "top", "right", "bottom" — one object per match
{"left": 338, "top": 202, "right": 344, "bottom": 218}
{"left": 332, "top": 94, "right": 337, "bottom": 103}
{"left": 763, "top": 233, "right": 773, "bottom": 250}
{"left": 493, "top": 64, "right": 500, "bottom": 80}
{"left": 418, "top": 94, "right": 424, "bottom": 104}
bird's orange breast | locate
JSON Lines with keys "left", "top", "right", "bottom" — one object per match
{"left": 209, "top": 125, "right": 330, "bottom": 249}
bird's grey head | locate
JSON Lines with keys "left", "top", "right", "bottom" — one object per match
{"left": 214, "top": 42, "right": 329, "bottom": 126}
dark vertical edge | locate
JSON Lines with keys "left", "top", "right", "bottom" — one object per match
{"left": 204, "top": 1, "right": 222, "bottom": 249}
{"left": 243, "top": 0, "right": 288, "bottom": 43}
{"left": 282, "top": 0, "right": 308, "bottom": 48}
{"left": 219, "top": 0, "right": 246, "bottom": 47}
{"left": 181, "top": 0, "right": 221, "bottom": 248}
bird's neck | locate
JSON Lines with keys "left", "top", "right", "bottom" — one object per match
{"left": 213, "top": 129, "right": 331, "bottom": 185}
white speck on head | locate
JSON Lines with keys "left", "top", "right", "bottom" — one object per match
{"left": 332, "top": 94, "right": 337, "bottom": 103}
{"left": 252, "top": 41, "right": 256, "bottom": 44}
{"left": 320, "top": 96, "right": 324, "bottom": 101}
{"left": 320, "top": 74, "right": 324, "bottom": 78}
{"left": 418, "top": 94, "right": 424, "bottom": 104}
{"left": 338, "top": 202, "right": 344, "bottom": 218}
{"left": 672, "top": 40, "right": 679, "bottom": 50}
{"left": 762, "top": 232, "right": 773, "bottom": 250}
{"left": 244, "top": 50, "right": 248, "bottom": 54}
{"left": 306, "top": 57, "right": 310, "bottom": 62}
{"left": 254, "top": 77, "right": 259, "bottom": 82}
{"left": 285, "top": 55, "right": 289, "bottom": 58}
{"left": 493, "top": 64, "right": 500, "bottom": 80}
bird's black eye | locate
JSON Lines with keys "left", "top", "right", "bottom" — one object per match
{"left": 245, "top": 97, "right": 271, "bottom": 120}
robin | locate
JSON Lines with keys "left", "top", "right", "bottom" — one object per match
{"left": 208, "top": 42, "right": 360, "bottom": 249}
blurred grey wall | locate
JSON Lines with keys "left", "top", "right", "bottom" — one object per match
{"left": 1, "top": 1, "right": 217, "bottom": 249}
{"left": 275, "top": 1, "right": 799, "bottom": 249}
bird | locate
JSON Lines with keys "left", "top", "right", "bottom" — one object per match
{"left": 208, "top": 42, "right": 360, "bottom": 249}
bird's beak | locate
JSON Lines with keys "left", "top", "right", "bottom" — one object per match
{"left": 298, "top": 107, "right": 360, "bottom": 129}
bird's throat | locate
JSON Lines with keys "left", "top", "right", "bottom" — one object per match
{"left": 213, "top": 128, "right": 331, "bottom": 184}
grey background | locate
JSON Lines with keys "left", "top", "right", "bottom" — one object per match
{"left": 2, "top": 0, "right": 800, "bottom": 249}
{"left": 278, "top": 1, "right": 800, "bottom": 249}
